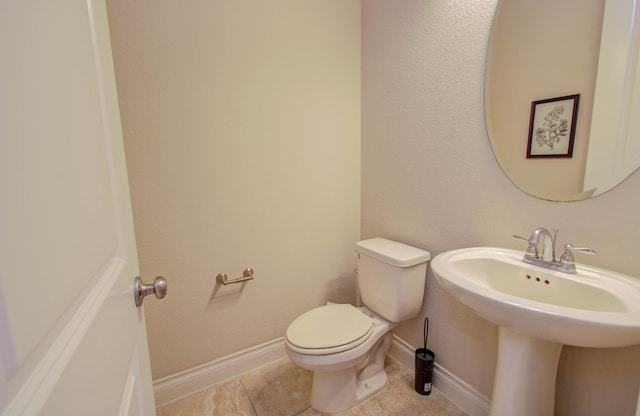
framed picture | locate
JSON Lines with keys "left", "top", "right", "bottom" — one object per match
{"left": 526, "top": 94, "right": 580, "bottom": 158}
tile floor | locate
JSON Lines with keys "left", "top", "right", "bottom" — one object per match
{"left": 156, "top": 356, "right": 468, "bottom": 416}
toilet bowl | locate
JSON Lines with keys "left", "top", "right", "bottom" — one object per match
{"left": 285, "top": 238, "right": 431, "bottom": 414}
{"left": 285, "top": 304, "right": 396, "bottom": 414}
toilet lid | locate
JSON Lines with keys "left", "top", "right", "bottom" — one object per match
{"left": 286, "top": 304, "right": 373, "bottom": 352}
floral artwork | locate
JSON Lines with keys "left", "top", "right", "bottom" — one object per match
{"left": 527, "top": 94, "right": 580, "bottom": 158}
{"left": 535, "top": 106, "right": 568, "bottom": 149}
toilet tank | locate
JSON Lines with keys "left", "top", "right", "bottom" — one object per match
{"left": 355, "top": 238, "right": 431, "bottom": 322}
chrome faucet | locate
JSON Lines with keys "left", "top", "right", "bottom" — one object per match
{"left": 513, "top": 228, "right": 595, "bottom": 273}
{"left": 531, "top": 227, "right": 556, "bottom": 262}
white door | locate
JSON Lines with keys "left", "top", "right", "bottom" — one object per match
{"left": 0, "top": 0, "right": 159, "bottom": 414}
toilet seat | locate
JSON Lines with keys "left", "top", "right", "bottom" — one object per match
{"left": 286, "top": 304, "right": 374, "bottom": 355}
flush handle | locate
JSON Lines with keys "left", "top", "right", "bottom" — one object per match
{"left": 134, "top": 276, "right": 168, "bottom": 307}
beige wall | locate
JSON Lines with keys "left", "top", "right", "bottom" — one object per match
{"left": 107, "top": 1, "right": 361, "bottom": 379}
{"left": 362, "top": 1, "right": 640, "bottom": 415}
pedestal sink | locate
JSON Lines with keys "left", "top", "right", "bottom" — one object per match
{"left": 431, "top": 247, "right": 640, "bottom": 416}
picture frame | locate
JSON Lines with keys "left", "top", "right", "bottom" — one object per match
{"left": 526, "top": 94, "right": 580, "bottom": 158}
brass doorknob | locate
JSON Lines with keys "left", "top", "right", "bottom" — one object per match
{"left": 133, "top": 276, "right": 167, "bottom": 307}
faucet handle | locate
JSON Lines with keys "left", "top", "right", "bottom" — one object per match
{"left": 563, "top": 244, "right": 596, "bottom": 255}
{"left": 559, "top": 244, "right": 596, "bottom": 273}
{"left": 513, "top": 234, "right": 538, "bottom": 257}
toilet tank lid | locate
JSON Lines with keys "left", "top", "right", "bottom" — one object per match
{"left": 356, "top": 238, "right": 431, "bottom": 267}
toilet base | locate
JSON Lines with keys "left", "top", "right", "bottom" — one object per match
{"left": 309, "top": 332, "right": 392, "bottom": 414}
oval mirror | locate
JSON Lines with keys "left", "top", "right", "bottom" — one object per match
{"left": 485, "top": 0, "right": 640, "bottom": 201}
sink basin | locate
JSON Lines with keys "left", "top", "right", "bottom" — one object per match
{"left": 431, "top": 246, "right": 640, "bottom": 347}
{"left": 431, "top": 247, "right": 640, "bottom": 416}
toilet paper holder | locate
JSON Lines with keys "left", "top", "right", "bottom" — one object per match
{"left": 216, "top": 268, "right": 254, "bottom": 285}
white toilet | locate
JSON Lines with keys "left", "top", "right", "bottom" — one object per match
{"left": 285, "top": 237, "right": 431, "bottom": 414}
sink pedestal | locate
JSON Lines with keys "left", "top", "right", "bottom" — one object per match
{"left": 490, "top": 328, "right": 563, "bottom": 416}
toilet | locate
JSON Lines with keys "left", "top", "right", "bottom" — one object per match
{"left": 285, "top": 237, "right": 431, "bottom": 414}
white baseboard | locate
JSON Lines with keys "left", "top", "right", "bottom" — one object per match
{"left": 153, "top": 334, "right": 491, "bottom": 416}
{"left": 389, "top": 335, "right": 490, "bottom": 416}
{"left": 153, "top": 338, "right": 287, "bottom": 406}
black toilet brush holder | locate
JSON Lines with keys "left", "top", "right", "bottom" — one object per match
{"left": 414, "top": 317, "right": 434, "bottom": 395}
